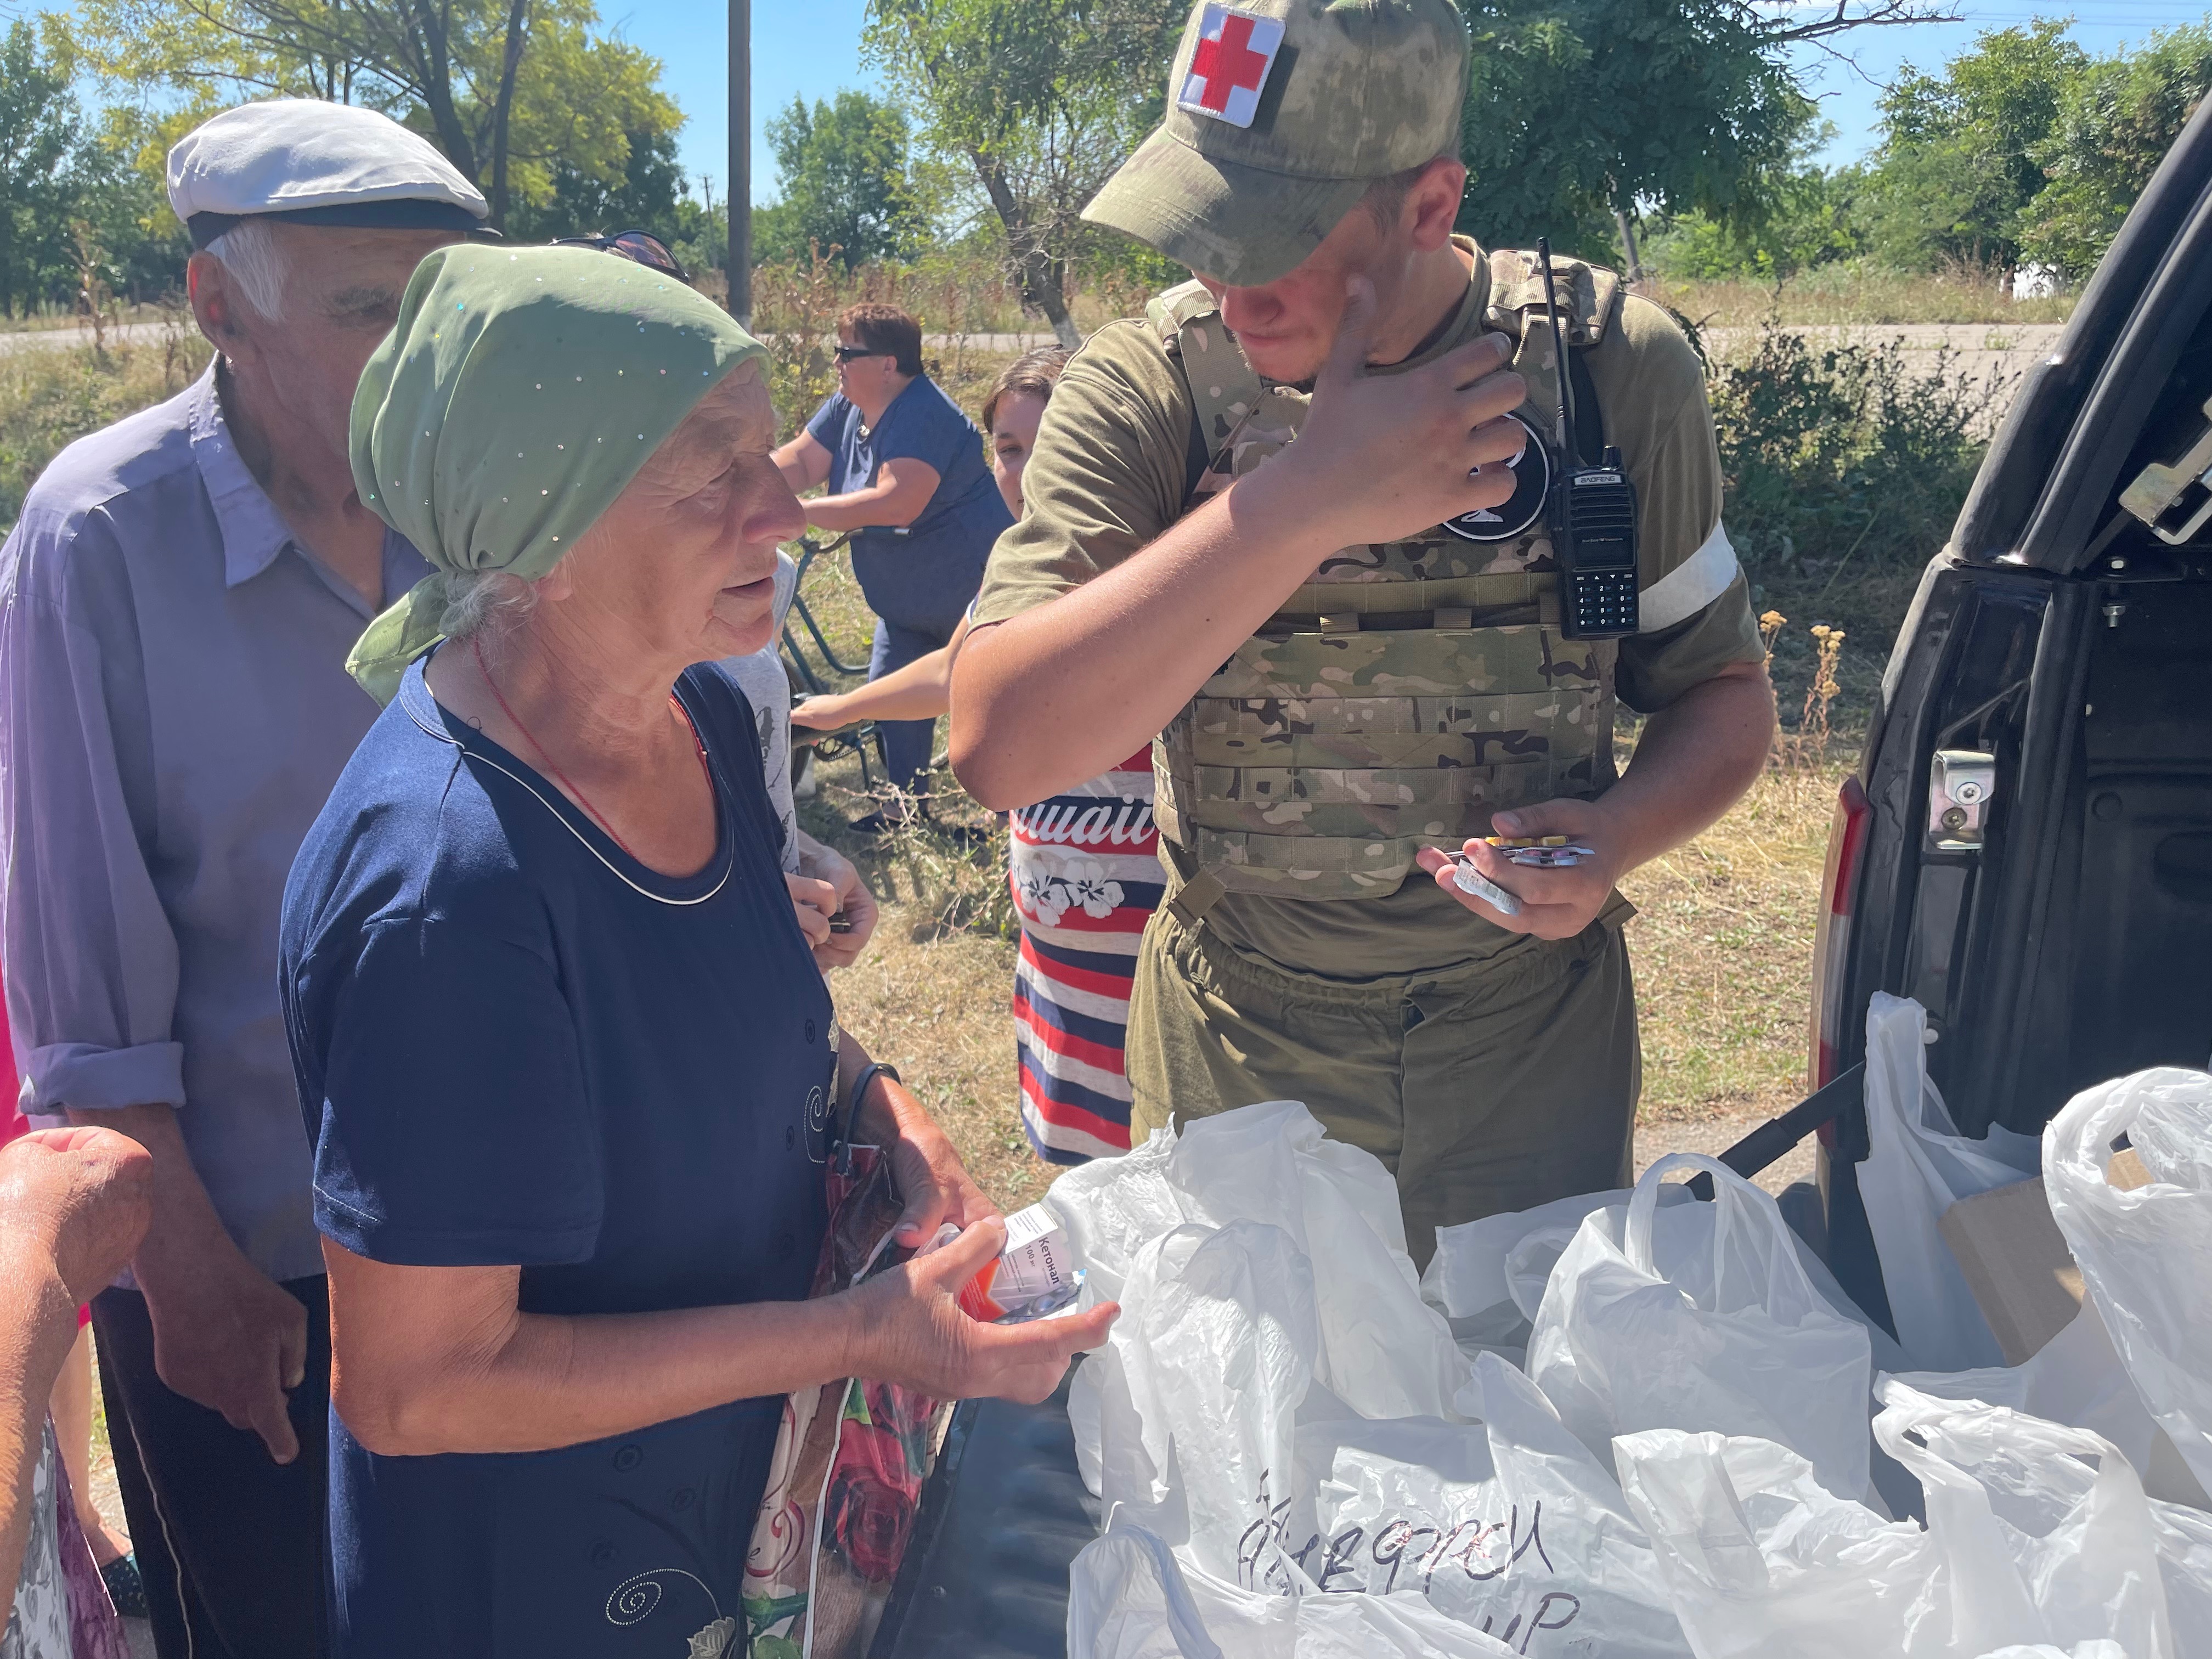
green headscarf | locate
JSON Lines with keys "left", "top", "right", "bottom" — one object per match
{"left": 347, "top": 244, "right": 768, "bottom": 703}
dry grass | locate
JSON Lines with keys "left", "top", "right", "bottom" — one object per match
{"left": 1647, "top": 264, "right": 2077, "bottom": 329}
{"left": 1621, "top": 760, "right": 1844, "bottom": 1128}
{"left": 1, "top": 309, "right": 211, "bottom": 531}
{"left": 824, "top": 901, "right": 1045, "bottom": 1211}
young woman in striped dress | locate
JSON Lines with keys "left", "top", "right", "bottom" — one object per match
{"left": 793, "top": 347, "right": 1160, "bottom": 1162}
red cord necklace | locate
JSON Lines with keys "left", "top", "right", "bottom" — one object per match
{"left": 471, "top": 635, "right": 711, "bottom": 863}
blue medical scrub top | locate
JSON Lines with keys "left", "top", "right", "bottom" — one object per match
{"left": 280, "top": 656, "right": 834, "bottom": 1658}
{"left": 806, "top": 380, "right": 1013, "bottom": 634}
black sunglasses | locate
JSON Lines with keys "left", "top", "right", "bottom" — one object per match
{"left": 832, "top": 344, "right": 888, "bottom": 363}
{"left": 552, "top": 228, "right": 688, "bottom": 282}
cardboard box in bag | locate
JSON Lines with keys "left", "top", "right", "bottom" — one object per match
{"left": 1938, "top": 1177, "right": 2084, "bottom": 1365}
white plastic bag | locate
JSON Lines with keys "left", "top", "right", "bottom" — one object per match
{"left": 1067, "top": 1515, "right": 1520, "bottom": 1659}
{"left": 1114, "top": 1221, "right": 1318, "bottom": 1581}
{"left": 1894, "top": 1297, "right": 2212, "bottom": 1509}
{"left": 1044, "top": 1122, "right": 1186, "bottom": 1305}
{"left": 1421, "top": 1185, "right": 1651, "bottom": 1362}
{"left": 1616, "top": 1425, "right": 1934, "bottom": 1656}
{"left": 1279, "top": 1353, "right": 1689, "bottom": 1655}
{"left": 1525, "top": 1153, "right": 1876, "bottom": 1502}
{"left": 1615, "top": 1381, "right": 2179, "bottom": 1658}
{"left": 1163, "top": 1103, "right": 1466, "bottom": 1422}
{"left": 2044, "top": 1069, "right": 2212, "bottom": 1501}
{"left": 1860, "top": 993, "right": 2041, "bottom": 1371}
{"left": 2149, "top": 1500, "right": 2212, "bottom": 1659}
{"left": 1878, "top": 1379, "right": 2172, "bottom": 1658}
{"left": 1051, "top": 1102, "right": 1471, "bottom": 1508}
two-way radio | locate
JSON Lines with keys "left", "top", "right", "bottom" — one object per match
{"left": 1537, "top": 239, "right": 1639, "bottom": 639}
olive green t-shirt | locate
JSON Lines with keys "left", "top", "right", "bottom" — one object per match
{"left": 972, "top": 240, "right": 1765, "bottom": 979}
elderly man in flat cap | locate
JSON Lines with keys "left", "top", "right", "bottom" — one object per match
{"left": 0, "top": 99, "right": 489, "bottom": 1659}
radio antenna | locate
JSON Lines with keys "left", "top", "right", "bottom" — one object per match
{"left": 1537, "top": 239, "right": 1582, "bottom": 470}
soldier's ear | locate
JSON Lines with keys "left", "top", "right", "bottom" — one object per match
{"left": 1405, "top": 157, "right": 1469, "bottom": 252}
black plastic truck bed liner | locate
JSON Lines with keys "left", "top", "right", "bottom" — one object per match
{"left": 871, "top": 1368, "right": 1094, "bottom": 1658}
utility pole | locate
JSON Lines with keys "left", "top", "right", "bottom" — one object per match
{"left": 727, "top": 0, "right": 751, "bottom": 321}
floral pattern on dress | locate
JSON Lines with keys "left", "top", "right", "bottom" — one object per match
{"left": 1015, "top": 860, "right": 1125, "bottom": 928}
{"left": 2, "top": 1422, "right": 69, "bottom": 1659}
{"left": 742, "top": 1146, "right": 950, "bottom": 1658}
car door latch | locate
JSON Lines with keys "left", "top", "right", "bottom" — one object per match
{"left": 2120, "top": 393, "right": 2212, "bottom": 544}
{"left": 1931, "top": 750, "right": 1996, "bottom": 850}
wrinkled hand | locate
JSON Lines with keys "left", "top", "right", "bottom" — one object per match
{"left": 1280, "top": 276, "right": 1530, "bottom": 548}
{"left": 138, "top": 1234, "right": 311, "bottom": 1465}
{"left": 795, "top": 840, "right": 879, "bottom": 966}
{"left": 1415, "top": 798, "right": 1625, "bottom": 941}
{"left": 0, "top": 1126, "right": 152, "bottom": 1306}
{"left": 845, "top": 1216, "right": 1117, "bottom": 1403}
{"left": 786, "top": 872, "right": 841, "bottom": 960}
{"left": 870, "top": 1077, "right": 996, "bottom": 1250}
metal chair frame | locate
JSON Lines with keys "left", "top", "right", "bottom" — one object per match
{"left": 780, "top": 535, "right": 890, "bottom": 790}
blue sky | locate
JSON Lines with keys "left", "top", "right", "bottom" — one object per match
{"left": 612, "top": 1, "right": 2212, "bottom": 205}
{"left": 1786, "top": 2, "right": 2212, "bottom": 170}
{"left": 30, "top": 0, "right": 2212, "bottom": 205}
{"left": 610, "top": 0, "right": 879, "bottom": 206}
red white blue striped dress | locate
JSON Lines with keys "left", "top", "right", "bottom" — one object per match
{"left": 1007, "top": 748, "right": 1160, "bottom": 1164}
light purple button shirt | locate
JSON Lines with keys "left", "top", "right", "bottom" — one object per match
{"left": 0, "top": 365, "right": 431, "bottom": 1282}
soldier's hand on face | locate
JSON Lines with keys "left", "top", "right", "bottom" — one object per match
{"left": 1286, "top": 275, "right": 1528, "bottom": 547}
{"left": 1414, "top": 798, "right": 1622, "bottom": 941}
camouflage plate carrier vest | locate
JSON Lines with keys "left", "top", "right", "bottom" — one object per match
{"left": 1148, "top": 249, "right": 1626, "bottom": 902}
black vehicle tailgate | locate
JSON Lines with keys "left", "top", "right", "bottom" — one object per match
{"left": 871, "top": 1369, "right": 1094, "bottom": 1657}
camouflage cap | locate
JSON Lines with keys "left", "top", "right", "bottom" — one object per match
{"left": 1084, "top": 0, "right": 1469, "bottom": 288}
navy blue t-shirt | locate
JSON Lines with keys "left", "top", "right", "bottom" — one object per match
{"left": 806, "top": 379, "right": 1013, "bottom": 634}
{"left": 280, "top": 654, "right": 834, "bottom": 1658}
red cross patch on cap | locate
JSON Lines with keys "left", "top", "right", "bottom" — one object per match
{"left": 1176, "top": 3, "right": 1285, "bottom": 129}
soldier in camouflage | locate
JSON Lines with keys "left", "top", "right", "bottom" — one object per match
{"left": 950, "top": 0, "right": 1776, "bottom": 1263}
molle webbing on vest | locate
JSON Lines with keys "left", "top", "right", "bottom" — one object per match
{"left": 1144, "top": 260, "right": 1622, "bottom": 901}
{"left": 1483, "top": 247, "right": 1621, "bottom": 350}
{"left": 1262, "top": 573, "right": 1562, "bottom": 631}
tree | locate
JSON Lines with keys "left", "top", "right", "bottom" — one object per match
{"left": 0, "top": 18, "right": 80, "bottom": 313}
{"left": 865, "top": 0, "right": 1183, "bottom": 348}
{"left": 0, "top": 20, "right": 185, "bottom": 313}
{"left": 70, "top": 0, "right": 681, "bottom": 230}
{"left": 2020, "top": 24, "right": 2212, "bottom": 282}
{"left": 1452, "top": 0, "right": 1955, "bottom": 264}
{"left": 1857, "top": 20, "right": 2086, "bottom": 279}
{"left": 1646, "top": 152, "right": 1867, "bottom": 282}
{"left": 755, "top": 91, "right": 928, "bottom": 269}
{"left": 505, "top": 123, "right": 685, "bottom": 242}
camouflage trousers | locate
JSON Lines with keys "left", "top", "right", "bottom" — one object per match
{"left": 1124, "top": 907, "right": 1641, "bottom": 1271}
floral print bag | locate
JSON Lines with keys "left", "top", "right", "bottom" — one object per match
{"left": 743, "top": 1141, "right": 951, "bottom": 1659}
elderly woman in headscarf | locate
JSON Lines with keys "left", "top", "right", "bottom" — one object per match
{"left": 278, "top": 248, "right": 1113, "bottom": 1657}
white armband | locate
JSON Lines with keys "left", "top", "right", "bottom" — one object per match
{"left": 1638, "top": 521, "right": 1741, "bottom": 633}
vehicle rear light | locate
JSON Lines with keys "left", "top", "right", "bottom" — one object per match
{"left": 1808, "top": 775, "right": 1874, "bottom": 1104}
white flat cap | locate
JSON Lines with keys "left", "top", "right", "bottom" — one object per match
{"left": 168, "top": 99, "right": 492, "bottom": 249}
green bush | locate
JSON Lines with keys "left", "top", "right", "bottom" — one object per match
{"left": 1711, "top": 321, "right": 2005, "bottom": 656}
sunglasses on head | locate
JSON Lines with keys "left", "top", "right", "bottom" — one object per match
{"left": 552, "top": 228, "right": 688, "bottom": 282}
{"left": 832, "top": 344, "right": 887, "bottom": 363}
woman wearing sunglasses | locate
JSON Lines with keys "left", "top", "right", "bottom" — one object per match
{"left": 771, "top": 305, "right": 1014, "bottom": 828}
